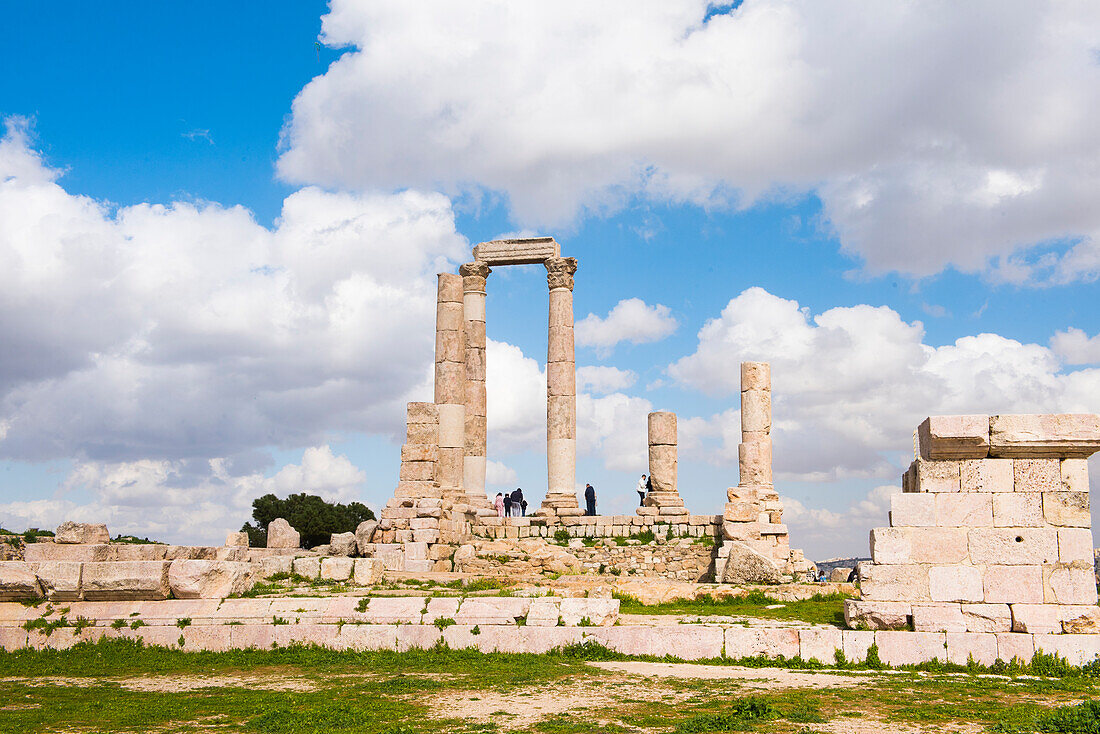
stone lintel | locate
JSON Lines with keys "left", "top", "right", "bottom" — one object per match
{"left": 473, "top": 237, "right": 560, "bottom": 265}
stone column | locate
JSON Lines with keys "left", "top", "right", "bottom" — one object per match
{"left": 541, "top": 257, "right": 580, "bottom": 514}
{"left": 738, "top": 362, "right": 772, "bottom": 486}
{"left": 459, "top": 261, "right": 490, "bottom": 499}
{"left": 647, "top": 412, "right": 678, "bottom": 491}
{"left": 434, "top": 273, "right": 466, "bottom": 492}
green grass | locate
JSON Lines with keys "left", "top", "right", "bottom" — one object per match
{"left": 614, "top": 590, "right": 852, "bottom": 626}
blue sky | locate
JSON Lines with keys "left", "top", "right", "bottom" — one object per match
{"left": 1, "top": 1, "right": 1098, "bottom": 559}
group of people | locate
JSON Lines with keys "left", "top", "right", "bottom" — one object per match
{"left": 493, "top": 488, "right": 527, "bottom": 517}
{"left": 492, "top": 474, "right": 654, "bottom": 518}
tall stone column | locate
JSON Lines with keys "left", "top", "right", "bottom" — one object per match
{"left": 738, "top": 362, "right": 772, "bottom": 486}
{"left": 434, "top": 273, "right": 466, "bottom": 493}
{"left": 460, "top": 261, "right": 490, "bottom": 499}
{"left": 540, "top": 257, "right": 580, "bottom": 515}
{"left": 643, "top": 412, "right": 686, "bottom": 513}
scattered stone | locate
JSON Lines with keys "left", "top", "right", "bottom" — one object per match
{"left": 54, "top": 521, "right": 110, "bottom": 545}
{"left": 355, "top": 520, "right": 378, "bottom": 554}
{"left": 0, "top": 561, "right": 42, "bottom": 600}
{"left": 168, "top": 560, "right": 252, "bottom": 599}
{"left": 225, "top": 532, "right": 249, "bottom": 547}
{"left": 266, "top": 519, "right": 300, "bottom": 549}
{"left": 329, "top": 532, "right": 358, "bottom": 557}
{"left": 721, "top": 542, "right": 781, "bottom": 584}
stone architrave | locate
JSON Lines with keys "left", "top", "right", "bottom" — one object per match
{"left": 435, "top": 273, "right": 466, "bottom": 491}
{"left": 541, "top": 257, "right": 580, "bottom": 514}
{"left": 472, "top": 237, "right": 560, "bottom": 265}
{"left": 460, "top": 261, "right": 491, "bottom": 498}
{"left": 266, "top": 518, "right": 300, "bottom": 549}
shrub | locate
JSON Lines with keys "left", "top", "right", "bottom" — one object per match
{"left": 240, "top": 492, "right": 375, "bottom": 549}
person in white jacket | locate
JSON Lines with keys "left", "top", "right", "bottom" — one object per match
{"left": 637, "top": 474, "right": 648, "bottom": 507}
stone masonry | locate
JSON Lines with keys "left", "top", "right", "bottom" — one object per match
{"left": 846, "top": 414, "right": 1100, "bottom": 635}
{"left": 717, "top": 362, "right": 813, "bottom": 583}
{"left": 641, "top": 411, "right": 687, "bottom": 516}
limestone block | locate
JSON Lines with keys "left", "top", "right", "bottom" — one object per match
{"left": 320, "top": 557, "right": 354, "bottom": 582}
{"left": 1062, "top": 459, "right": 1089, "bottom": 490}
{"left": 24, "top": 543, "right": 108, "bottom": 563}
{"left": 918, "top": 415, "right": 990, "bottom": 460}
{"left": 909, "top": 528, "right": 970, "bottom": 564}
{"left": 997, "top": 632, "right": 1035, "bottom": 662}
{"left": 399, "top": 461, "right": 435, "bottom": 482}
{"left": 989, "top": 414, "right": 1100, "bottom": 458}
{"left": 1057, "top": 528, "right": 1095, "bottom": 563}
{"left": 437, "top": 403, "right": 465, "bottom": 449}
{"left": 526, "top": 598, "right": 562, "bottom": 627}
{"left": 355, "top": 521, "right": 378, "bottom": 554}
{"left": 437, "top": 447, "right": 464, "bottom": 487}
{"left": 648, "top": 412, "right": 677, "bottom": 446}
{"left": 842, "top": 630, "right": 877, "bottom": 662}
{"left": 412, "top": 529, "right": 439, "bottom": 544}
{"left": 928, "top": 566, "right": 984, "bottom": 602}
{"left": 738, "top": 440, "right": 772, "bottom": 486}
{"left": 983, "top": 565, "right": 1043, "bottom": 603}
{"left": 588, "top": 626, "right": 722, "bottom": 660}
{"left": 107, "top": 544, "right": 168, "bottom": 562}
{"left": 913, "top": 459, "right": 963, "bottom": 492}
{"left": 723, "top": 502, "right": 757, "bottom": 523}
{"left": 1043, "top": 562, "right": 1098, "bottom": 605}
{"left": 168, "top": 546, "right": 219, "bottom": 561}
{"left": 82, "top": 561, "right": 170, "bottom": 601}
{"left": 437, "top": 271, "right": 463, "bottom": 303}
{"left": 799, "top": 627, "right": 843, "bottom": 664}
{"left": 1013, "top": 459, "right": 1063, "bottom": 492}
{"left": 559, "top": 598, "right": 618, "bottom": 626}
{"left": 960, "top": 604, "right": 1012, "bottom": 633}
{"left": 968, "top": 528, "right": 1058, "bottom": 565}
{"left": 829, "top": 567, "right": 853, "bottom": 583}
{"left": 547, "top": 395, "right": 576, "bottom": 437}
{"left": 0, "top": 562, "right": 43, "bottom": 600}
{"left": 946, "top": 632, "right": 998, "bottom": 666}
{"left": 721, "top": 541, "right": 781, "bottom": 584}
{"left": 993, "top": 493, "right": 1043, "bottom": 527}
{"left": 168, "top": 560, "right": 251, "bottom": 599}
{"left": 859, "top": 564, "right": 930, "bottom": 602}
{"left": 30, "top": 562, "right": 82, "bottom": 601}
{"left": 225, "top": 532, "right": 249, "bottom": 547}
{"left": 740, "top": 362, "right": 770, "bottom": 391}
{"left": 55, "top": 521, "right": 110, "bottom": 545}
{"left": 547, "top": 325, "right": 574, "bottom": 364}
{"left": 465, "top": 317, "right": 486, "bottom": 345}
{"left": 400, "top": 444, "right": 437, "bottom": 463}
{"left": 547, "top": 291, "right": 574, "bottom": 328}
{"left": 1042, "top": 492, "right": 1090, "bottom": 527}
{"left": 648, "top": 444, "right": 677, "bottom": 492}
{"left": 912, "top": 603, "right": 966, "bottom": 632}
{"left": 434, "top": 361, "right": 465, "bottom": 404}
{"left": 1035, "top": 633, "right": 1100, "bottom": 666}
{"left": 1011, "top": 604, "right": 1063, "bottom": 634}
{"left": 455, "top": 598, "right": 531, "bottom": 625}
{"left": 422, "top": 597, "right": 462, "bottom": 625}
{"left": 936, "top": 493, "right": 992, "bottom": 526}
{"left": 406, "top": 422, "right": 438, "bottom": 445}
{"left": 266, "top": 518, "right": 300, "bottom": 549}
{"left": 291, "top": 556, "right": 321, "bottom": 579}
{"left": 960, "top": 459, "right": 1014, "bottom": 492}
{"left": 724, "top": 627, "right": 801, "bottom": 659}
{"left": 890, "top": 493, "right": 936, "bottom": 527}
{"left": 257, "top": 555, "right": 293, "bottom": 579}
{"left": 874, "top": 631, "right": 947, "bottom": 665}
{"left": 362, "top": 597, "right": 424, "bottom": 624}
{"left": 407, "top": 402, "right": 439, "bottom": 424}
{"left": 740, "top": 390, "right": 771, "bottom": 434}
{"left": 1061, "top": 606, "right": 1100, "bottom": 634}
{"left": 435, "top": 329, "right": 465, "bottom": 364}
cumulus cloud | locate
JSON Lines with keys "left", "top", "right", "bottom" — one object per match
{"left": 575, "top": 299, "right": 678, "bottom": 356}
{"left": 577, "top": 365, "right": 637, "bottom": 394}
{"left": 485, "top": 459, "right": 518, "bottom": 487}
{"left": 783, "top": 485, "right": 898, "bottom": 561}
{"left": 278, "top": 0, "right": 1100, "bottom": 282}
{"left": 0, "top": 445, "right": 366, "bottom": 545}
{"left": 670, "top": 287, "right": 1100, "bottom": 482}
{"left": 1051, "top": 327, "right": 1100, "bottom": 366}
{"left": 0, "top": 119, "right": 467, "bottom": 467}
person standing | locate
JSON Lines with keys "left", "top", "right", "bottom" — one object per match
{"left": 511, "top": 488, "right": 525, "bottom": 517}
{"left": 636, "top": 474, "right": 647, "bottom": 506}
{"left": 503, "top": 492, "right": 513, "bottom": 517}
{"left": 584, "top": 483, "right": 596, "bottom": 516}
{"left": 494, "top": 492, "right": 505, "bottom": 518}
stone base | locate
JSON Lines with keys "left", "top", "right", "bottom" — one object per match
{"left": 845, "top": 599, "right": 1100, "bottom": 634}
{"left": 643, "top": 491, "right": 685, "bottom": 508}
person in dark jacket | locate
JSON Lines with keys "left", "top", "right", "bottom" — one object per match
{"left": 503, "top": 492, "right": 513, "bottom": 517}
{"left": 510, "top": 488, "right": 525, "bottom": 517}
{"left": 584, "top": 483, "right": 596, "bottom": 516}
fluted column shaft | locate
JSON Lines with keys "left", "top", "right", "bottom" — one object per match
{"left": 434, "top": 273, "right": 466, "bottom": 491}
{"left": 542, "top": 257, "right": 578, "bottom": 511}
{"left": 459, "top": 261, "right": 490, "bottom": 497}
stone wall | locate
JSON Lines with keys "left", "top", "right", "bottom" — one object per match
{"left": 569, "top": 541, "right": 715, "bottom": 582}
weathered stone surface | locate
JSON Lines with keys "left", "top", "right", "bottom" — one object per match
{"left": 870, "top": 528, "right": 911, "bottom": 565}
{"left": 1061, "top": 459, "right": 1090, "bottom": 492}
{"left": 993, "top": 493, "right": 1043, "bottom": 527}
{"left": 82, "top": 561, "right": 170, "bottom": 601}
{"left": 738, "top": 440, "right": 772, "bottom": 486}
{"left": 648, "top": 412, "right": 677, "bottom": 445}
{"left": 257, "top": 555, "right": 293, "bottom": 579}
{"left": 1035, "top": 633, "right": 1100, "bottom": 665}
{"left": 591, "top": 626, "right": 723, "bottom": 660}
{"left": 225, "top": 532, "right": 249, "bottom": 547}
{"left": 935, "top": 493, "right": 992, "bottom": 526}
{"left": 559, "top": 598, "right": 618, "bottom": 626}
{"left": 740, "top": 390, "right": 771, "bottom": 433}
{"left": 648, "top": 444, "right": 677, "bottom": 493}
{"left": 355, "top": 521, "right": 378, "bottom": 554}
{"left": 1057, "top": 528, "right": 1095, "bottom": 563}
{"left": 0, "top": 562, "right": 42, "bottom": 600}
{"left": 890, "top": 493, "right": 936, "bottom": 527}
{"left": 799, "top": 627, "right": 842, "bottom": 663}
{"left": 946, "top": 632, "right": 998, "bottom": 666}
{"left": 24, "top": 543, "right": 108, "bottom": 563}
{"left": 107, "top": 544, "right": 167, "bottom": 561}
{"left": 291, "top": 556, "right": 321, "bottom": 579}
{"left": 168, "top": 560, "right": 251, "bottom": 599}
{"left": 828, "top": 567, "right": 853, "bottom": 583}
{"left": 912, "top": 603, "right": 966, "bottom": 632}
{"left": 918, "top": 415, "right": 990, "bottom": 460}
{"left": 968, "top": 528, "right": 1058, "bottom": 565}
{"left": 913, "top": 459, "right": 963, "bottom": 492}
{"left": 320, "top": 557, "right": 354, "bottom": 582}
{"left": 859, "top": 564, "right": 929, "bottom": 602}
{"left": 1014, "top": 459, "right": 1062, "bottom": 492}
{"left": 30, "top": 561, "right": 82, "bottom": 601}
{"left": 1011, "top": 604, "right": 1063, "bottom": 634}
{"left": 406, "top": 401, "right": 438, "bottom": 425}
{"left": 997, "top": 632, "right": 1035, "bottom": 662}
{"left": 723, "top": 501, "right": 757, "bottom": 523}
{"left": 740, "top": 362, "right": 770, "bottom": 391}
{"left": 352, "top": 558, "right": 384, "bottom": 586}
{"left": 1043, "top": 562, "right": 1098, "bottom": 605}
{"left": 266, "top": 519, "right": 300, "bottom": 549}
{"left": 983, "top": 565, "right": 1043, "bottom": 603}
{"left": 1042, "top": 492, "right": 1090, "bottom": 527}
{"left": 55, "top": 522, "right": 110, "bottom": 545}
{"left": 329, "top": 533, "right": 358, "bottom": 557}
{"left": 960, "top": 458, "right": 1014, "bottom": 492}
{"left": 454, "top": 597, "right": 531, "bottom": 625}
{"left": 721, "top": 541, "right": 781, "bottom": 584}
{"left": 960, "top": 604, "right": 1012, "bottom": 633}
{"left": 725, "top": 627, "right": 800, "bottom": 659}
{"left": 989, "top": 414, "right": 1100, "bottom": 458}
{"left": 166, "top": 545, "right": 219, "bottom": 561}
{"left": 1061, "top": 606, "right": 1100, "bottom": 634}
{"left": 875, "top": 631, "right": 947, "bottom": 665}
{"left": 473, "top": 236, "right": 560, "bottom": 265}
{"left": 928, "top": 566, "right": 983, "bottom": 603}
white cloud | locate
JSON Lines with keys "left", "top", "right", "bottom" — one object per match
{"left": 1051, "top": 327, "right": 1100, "bottom": 366}
{"left": 783, "top": 485, "right": 898, "bottom": 561}
{"left": 0, "top": 445, "right": 367, "bottom": 545}
{"left": 0, "top": 120, "right": 467, "bottom": 466}
{"left": 577, "top": 365, "right": 637, "bottom": 394}
{"left": 575, "top": 299, "right": 678, "bottom": 356}
{"left": 278, "top": 1, "right": 1100, "bottom": 282}
{"left": 485, "top": 459, "right": 518, "bottom": 487}
{"left": 670, "top": 287, "right": 1100, "bottom": 482}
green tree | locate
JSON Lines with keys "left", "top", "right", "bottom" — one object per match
{"left": 241, "top": 493, "right": 375, "bottom": 548}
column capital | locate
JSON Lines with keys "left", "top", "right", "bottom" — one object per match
{"left": 459, "top": 261, "right": 491, "bottom": 279}
{"left": 545, "top": 257, "right": 578, "bottom": 291}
